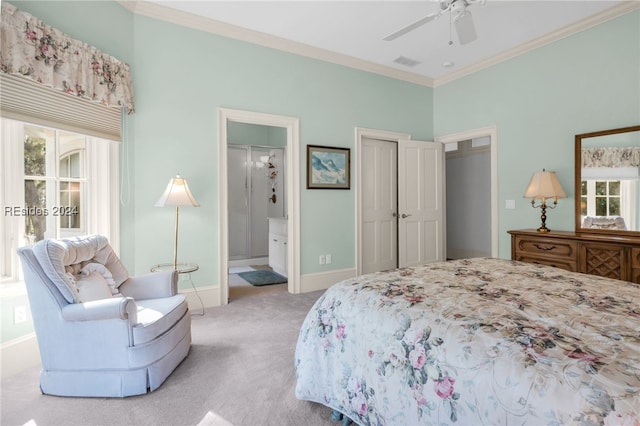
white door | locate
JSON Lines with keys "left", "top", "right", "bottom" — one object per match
{"left": 361, "top": 138, "right": 397, "bottom": 274}
{"left": 398, "top": 139, "right": 445, "bottom": 267}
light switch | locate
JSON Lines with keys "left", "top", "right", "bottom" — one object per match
{"left": 506, "top": 199, "right": 516, "bottom": 209}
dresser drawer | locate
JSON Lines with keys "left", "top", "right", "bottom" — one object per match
{"left": 514, "top": 254, "right": 577, "bottom": 272}
{"left": 514, "top": 236, "right": 578, "bottom": 258}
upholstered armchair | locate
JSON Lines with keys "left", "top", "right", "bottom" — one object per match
{"left": 17, "top": 235, "right": 191, "bottom": 397}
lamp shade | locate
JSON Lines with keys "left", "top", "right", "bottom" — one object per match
{"left": 523, "top": 170, "right": 566, "bottom": 200}
{"left": 155, "top": 174, "right": 200, "bottom": 207}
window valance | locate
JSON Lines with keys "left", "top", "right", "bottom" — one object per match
{"left": 582, "top": 147, "right": 640, "bottom": 168}
{"left": 0, "top": 2, "right": 134, "bottom": 113}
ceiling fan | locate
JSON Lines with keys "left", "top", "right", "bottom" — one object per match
{"left": 383, "top": 0, "right": 486, "bottom": 45}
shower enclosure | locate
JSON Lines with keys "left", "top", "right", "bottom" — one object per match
{"left": 228, "top": 145, "right": 285, "bottom": 261}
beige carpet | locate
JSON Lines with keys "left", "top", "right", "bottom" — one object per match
{"left": 0, "top": 287, "right": 333, "bottom": 426}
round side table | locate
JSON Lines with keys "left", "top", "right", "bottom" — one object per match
{"left": 151, "top": 262, "right": 199, "bottom": 274}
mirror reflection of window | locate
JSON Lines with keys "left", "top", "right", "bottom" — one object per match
{"left": 581, "top": 179, "right": 637, "bottom": 231}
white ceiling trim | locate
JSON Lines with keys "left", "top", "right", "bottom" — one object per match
{"left": 120, "top": 1, "right": 638, "bottom": 89}
{"left": 433, "top": 1, "right": 640, "bottom": 87}
{"left": 119, "top": 0, "right": 434, "bottom": 87}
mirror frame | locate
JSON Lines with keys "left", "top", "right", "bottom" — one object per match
{"left": 575, "top": 124, "right": 640, "bottom": 236}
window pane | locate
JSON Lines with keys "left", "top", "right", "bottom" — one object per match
{"left": 69, "top": 189, "right": 81, "bottom": 229}
{"left": 59, "top": 182, "right": 82, "bottom": 230}
{"left": 610, "top": 198, "right": 620, "bottom": 215}
{"left": 24, "top": 179, "right": 49, "bottom": 243}
{"left": 596, "top": 197, "right": 607, "bottom": 216}
{"left": 595, "top": 181, "right": 606, "bottom": 196}
{"left": 581, "top": 181, "right": 587, "bottom": 196}
{"left": 609, "top": 181, "right": 620, "bottom": 195}
{"left": 70, "top": 153, "right": 81, "bottom": 178}
{"left": 24, "top": 125, "right": 55, "bottom": 177}
{"left": 581, "top": 196, "right": 587, "bottom": 216}
{"left": 24, "top": 136, "right": 46, "bottom": 176}
{"left": 59, "top": 132, "right": 85, "bottom": 178}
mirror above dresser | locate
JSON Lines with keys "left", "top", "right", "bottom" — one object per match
{"left": 575, "top": 125, "right": 640, "bottom": 235}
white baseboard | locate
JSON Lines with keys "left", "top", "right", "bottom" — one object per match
{"left": 1, "top": 333, "right": 40, "bottom": 379}
{"left": 300, "top": 268, "right": 357, "bottom": 293}
{"left": 180, "top": 285, "right": 219, "bottom": 311}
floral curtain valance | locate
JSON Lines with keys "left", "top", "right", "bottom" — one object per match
{"left": 582, "top": 147, "right": 640, "bottom": 168}
{"left": 0, "top": 2, "right": 134, "bottom": 113}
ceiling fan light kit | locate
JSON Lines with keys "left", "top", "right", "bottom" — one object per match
{"left": 384, "top": 0, "right": 485, "bottom": 45}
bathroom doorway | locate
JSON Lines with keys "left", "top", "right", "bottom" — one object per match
{"left": 218, "top": 108, "right": 300, "bottom": 305}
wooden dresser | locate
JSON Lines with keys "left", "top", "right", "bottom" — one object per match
{"left": 509, "top": 229, "right": 640, "bottom": 284}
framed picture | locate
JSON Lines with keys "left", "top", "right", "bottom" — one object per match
{"left": 306, "top": 145, "right": 351, "bottom": 189}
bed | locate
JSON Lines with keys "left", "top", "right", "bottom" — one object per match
{"left": 294, "top": 258, "right": 640, "bottom": 425}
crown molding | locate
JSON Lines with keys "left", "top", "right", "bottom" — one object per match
{"left": 117, "top": 1, "right": 434, "bottom": 87}
{"left": 118, "top": 1, "right": 638, "bottom": 90}
{"left": 433, "top": 1, "right": 640, "bottom": 87}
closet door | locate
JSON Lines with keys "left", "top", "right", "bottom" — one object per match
{"left": 398, "top": 139, "right": 445, "bottom": 267}
{"left": 228, "top": 146, "right": 250, "bottom": 260}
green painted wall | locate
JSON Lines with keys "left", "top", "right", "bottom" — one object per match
{"left": 128, "top": 14, "right": 434, "bottom": 286}
{"left": 434, "top": 10, "right": 640, "bottom": 259}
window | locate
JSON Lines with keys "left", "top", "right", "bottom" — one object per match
{"left": 23, "top": 125, "right": 87, "bottom": 243}
{"left": 1, "top": 118, "right": 119, "bottom": 282}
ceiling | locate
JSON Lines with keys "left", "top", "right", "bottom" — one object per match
{"left": 138, "top": 0, "right": 635, "bottom": 85}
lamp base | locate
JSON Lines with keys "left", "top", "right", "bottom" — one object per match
{"left": 535, "top": 202, "right": 551, "bottom": 233}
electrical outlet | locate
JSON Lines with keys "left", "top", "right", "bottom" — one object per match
{"left": 14, "top": 306, "right": 26, "bottom": 324}
{"left": 325, "top": 254, "right": 332, "bottom": 264}
{"left": 319, "top": 255, "right": 326, "bottom": 265}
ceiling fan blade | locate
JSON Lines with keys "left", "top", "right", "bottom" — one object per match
{"left": 383, "top": 13, "right": 440, "bottom": 41}
{"left": 454, "top": 10, "right": 477, "bottom": 45}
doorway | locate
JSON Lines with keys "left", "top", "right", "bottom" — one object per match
{"left": 444, "top": 138, "right": 491, "bottom": 259}
{"left": 436, "top": 126, "right": 498, "bottom": 258}
{"left": 218, "top": 109, "right": 300, "bottom": 305}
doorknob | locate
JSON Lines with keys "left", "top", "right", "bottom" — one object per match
{"left": 392, "top": 212, "right": 397, "bottom": 217}
{"left": 401, "top": 213, "right": 412, "bottom": 219}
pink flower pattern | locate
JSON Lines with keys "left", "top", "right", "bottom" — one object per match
{"left": 296, "top": 258, "right": 640, "bottom": 425}
{"left": 1, "top": 3, "right": 134, "bottom": 113}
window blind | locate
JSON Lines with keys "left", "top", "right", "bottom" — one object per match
{"left": 0, "top": 74, "right": 122, "bottom": 141}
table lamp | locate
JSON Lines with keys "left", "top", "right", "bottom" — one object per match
{"left": 523, "top": 169, "right": 566, "bottom": 233}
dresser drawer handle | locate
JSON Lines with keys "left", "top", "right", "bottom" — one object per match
{"left": 533, "top": 243, "right": 556, "bottom": 251}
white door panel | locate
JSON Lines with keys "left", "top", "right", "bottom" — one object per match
{"left": 361, "top": 138, "right": 397, "bottom": 273}
{"left": 398, "top": 139, "right": 444, "bottom": 267}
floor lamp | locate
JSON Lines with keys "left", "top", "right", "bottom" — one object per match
{"left": 155, "top": 174, "right": 200, "bottom": 269}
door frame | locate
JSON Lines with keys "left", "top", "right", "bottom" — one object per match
{"left": 218, "top": 108, "right": 300, "bottom": 304}
{"left": 355, "top": 127, "right": 411, "bottom": 275}
{"left": 435, "top": 125, "right": 499, "bottom": 257}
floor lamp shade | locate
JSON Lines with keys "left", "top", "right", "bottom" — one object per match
{"left": 155, "top": 175, "right": 200, "bottom": 208}
{"left": 155, "top": 174, "right": 200, "bottom": 269}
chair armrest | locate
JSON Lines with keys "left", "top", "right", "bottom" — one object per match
{"left": 119, "top": 270, "right": 177, "bottom": 300}
{"left": 62, "top": 297, "right": 137, "bottom": 323}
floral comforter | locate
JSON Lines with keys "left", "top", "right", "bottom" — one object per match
{"left": 294, "top": 258, "right": 640, "bottom": 425}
